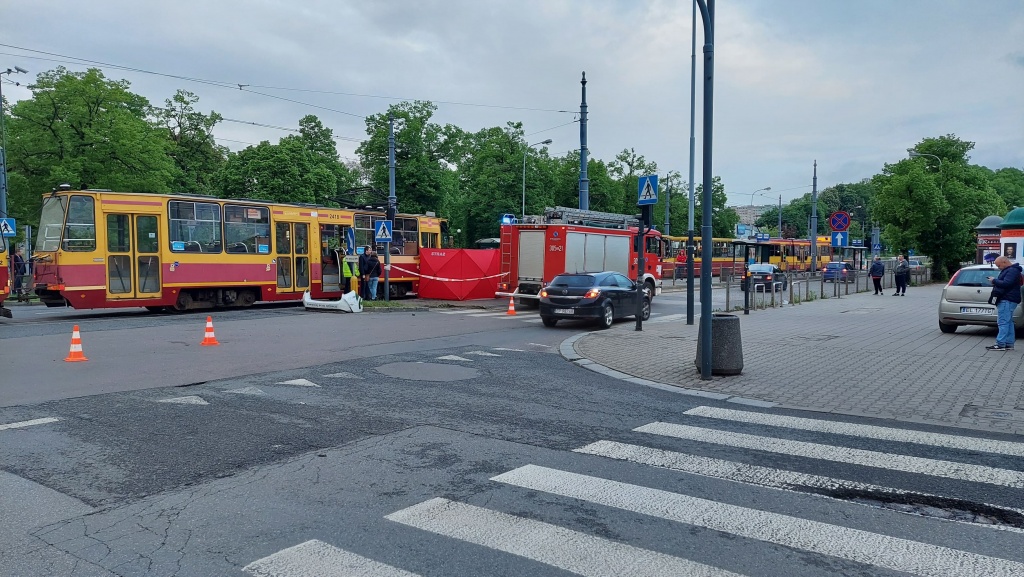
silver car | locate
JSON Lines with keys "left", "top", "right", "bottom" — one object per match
{"left": 938, "top": 264, "right": 1024, "bottom": 333}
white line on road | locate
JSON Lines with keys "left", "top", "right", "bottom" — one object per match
{"left": 683, "top": 406, "right": 1024, "bottom": 457}
{"left": 575, "top": 440, "right": 1024, "bottom": 532}
{"left": 157, "top": 395, "right": 209, "bottom": 405}
{"left": 385, "top": 497, "right": 740, "bottom": 577}
{"left": 637, "top": 422, "right": 1024, "bottom": 488}
{"left": 275, "top": 378, "right": 321, "bottom": 388}
{"left": 244, "top": 539, "right": 420, "bottom": 577}
{"left": 465, "top": 350, "right": 501, "bottom": 357}
{"left": 433, "top": 309, "right": 480, "bottom": 315}
{"left": 493, "top": 465, "right": 1024, "bottom": 577}
{"left": 0, "top": 417, "right": 60, "bottom": 431}
{"left": 468, "top": 312, "right": 515, "bottom": 318}
{"left": 436, "top": 355, "right": 472, "bottom": 362}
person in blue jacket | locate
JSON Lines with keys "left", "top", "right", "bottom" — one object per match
{"left": 986, "top": 255, "right": 1023, "bottom": 351}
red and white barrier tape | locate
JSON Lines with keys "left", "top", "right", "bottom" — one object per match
{"left": 389, "top": 264, "right": 508, "bottom": 283}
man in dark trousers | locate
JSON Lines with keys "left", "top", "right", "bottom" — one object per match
{"left": 358, "top": 246, "right": 372, "bottom": 300}
{"left": 869, "top": 256, "right": 885, "bottom": 295}
{"left": 986, "top": 255, "right": 1023, "bottom": 351}
{"left": 11, "top": 247, "right": 27, "bottom": 300}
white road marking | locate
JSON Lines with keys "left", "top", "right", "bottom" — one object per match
{"left": 637, "top": 422, "right": 1024, "bottom": 488}
{"left": 436, "top": 355, "right": 472, "bottom": 362}
{"left": 226, "top": 387, "right": 266, "bottom": 396}
{"left": 465, "top": 350, "right": 501, "bottom": 357}
{"left": 527, "top": 343, "right": 551, "bottom": 348}
{"left": 385, "top": 497, "right": 740, "bottom": 577}
{"left": 433, "top": 309, "right": 480, "bottom": 315}
{"left": 468, "top": 312, "right": 513, "bottom": 318}
{"left": 0, "top": 417, "right": 60, "bottom": 431}
{"left": 684, "top": 406, "right": 1024, "bottom": 457}
{"left": 244, "top": 539, "right": 419, "bottom": 577}
{"left": 575, "top": 440, "right": 1024, "bottom": 532}
{"left": 493, "top": 465, "right": 1024, "bottom": 577}
{"left": 323, "top": 371, "right": 363, "bottom": 379}
{"left": 275, "top": 378, "right": 321, "bottom": 388}
{"left": 157, "top": 395, "right": 209, "bottom": 405}
{"left": 493, "top": 347, "right": 525, "bottom": 352}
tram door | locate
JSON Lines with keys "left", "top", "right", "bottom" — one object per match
{"left": 105, "top": 214, "right": 162, "bottom": 301}
{"left": 275, "top": 221, "right": 310, "bottom": 294}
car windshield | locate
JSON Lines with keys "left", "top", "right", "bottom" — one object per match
{"left": 826, "top": 263, "right": 844, "bottom": 269}
{"left": 952, "top": 268, "right": 997, "bottom": 287}
{"left": 548, "top": 274, "right": 595, "bottom": 288}
{"left": 748, "top": 265, "right": 773, "bottom": 273}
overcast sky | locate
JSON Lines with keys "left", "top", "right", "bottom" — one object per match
{"left": 2, "top": 1, "right": 1022, "bottom": 208}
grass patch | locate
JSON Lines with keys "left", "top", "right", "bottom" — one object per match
{"left": 361, "top": 300, "right": 410, "bottom": 309}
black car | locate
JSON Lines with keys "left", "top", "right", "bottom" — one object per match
{"left": 740, "top": 264, "right": 788, "bottom": 292}
{"left": 539, "top": 271, "right": 651, "bottom": 329}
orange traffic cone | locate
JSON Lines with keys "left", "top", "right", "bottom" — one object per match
{"left": 506, "top": 296, "right": 517, "bottom": 316}
{"left": 200, "top": 316, "right": 220, "bottom": 346}
{"left": 64, "top": 325, "right": 88, "bottom": 362}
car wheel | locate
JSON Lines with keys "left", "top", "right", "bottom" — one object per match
{"left": 541, "top": 316, "right": 558, "bottom": 327}
{"left": 598, "top": 302, "right": 614, "bottom": 329}
{"left": 641, "top": 298, "right": 651, "bottom": 321}
{"left": 938, "top": 322, "right": 957, "bottom": 334}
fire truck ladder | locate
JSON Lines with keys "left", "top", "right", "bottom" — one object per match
{"left": 500, "top": 224, "right": 514, "bottom": 291}
{"left": 545, "top": 206, "right": 640, "bottom": 228}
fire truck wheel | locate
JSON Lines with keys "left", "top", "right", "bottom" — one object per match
{"left": 643, "top": 280, "right": 655, "bottom": 299}
{"left": 598, "top": 302, "right": 614, "bottom": 329}
{"left": 541, "top": 316, "right": 558, "bottom": 327}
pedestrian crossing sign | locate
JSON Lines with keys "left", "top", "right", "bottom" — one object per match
{"left": 0, "top": 218, "right": 14, "bottom": 237}
{"left": 637, "top": 175, "right": 658, "bottom": 206}
{"left": 375, "top": 220, "right": 393, "bottom": 243}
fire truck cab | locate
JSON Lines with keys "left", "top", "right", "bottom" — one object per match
{"left": 496, "top": 207, "right": 664, "bottom": 305}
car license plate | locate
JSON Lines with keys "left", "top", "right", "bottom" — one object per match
{"left": 554, "top": 308, "right": 574, "bottom": 315}
{"left": 961, "top": 307, "right": 994, "bottom": 314}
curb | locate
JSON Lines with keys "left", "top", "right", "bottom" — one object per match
{"left": 558, "top": 333, "right": 776, "bottom": 408}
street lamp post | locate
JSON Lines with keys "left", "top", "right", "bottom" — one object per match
{"left": 0, "top": 66, "right": 29, "bottom": 220}
{"left": 907, "top": 149, "right": 943, "bottom": 194}
{"left": 522, "top": 139, "right": 552, "bottom": 220}
{"left": 747, "top": 187, "right": 771, "bottom": 234}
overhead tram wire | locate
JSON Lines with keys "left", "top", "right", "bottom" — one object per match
{"left": 0, "top": 44, "right": 575, "bottom": 116}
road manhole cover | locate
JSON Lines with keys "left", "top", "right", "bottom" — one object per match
{"left": 376, "top": 362, "right": 479, "bottom": 382}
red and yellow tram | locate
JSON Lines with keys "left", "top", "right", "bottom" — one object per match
{"left": 0, "top": 235, "right": 10, "bottom": 317}
{"left": 30, "top": 188, "right": 446, "bottom": 311}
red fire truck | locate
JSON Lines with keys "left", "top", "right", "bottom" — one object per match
{"left": 496, "top": 207, "right": 665, "bottom": 305}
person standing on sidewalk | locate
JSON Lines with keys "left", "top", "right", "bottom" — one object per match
{"left": 986, "top": 255, "right": 1022, "bottom": 351}
{"left": 869, "top": 256, "right": 885, "bottom": 295}
{"left": 11, "top": 247, "right": 27, "bottom": 300}
{"left": 893, "top": 254, "right": 910, "bottom": 296}
{"left": 364, "top": 249, "right": 382, "bottom": 300}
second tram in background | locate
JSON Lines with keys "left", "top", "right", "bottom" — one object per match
{"left": 28, "top": 187, "right": 448, "bottom": 311}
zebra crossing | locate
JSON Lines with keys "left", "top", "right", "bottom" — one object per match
{"left": 244, "top": 406, "right": 1024, "bottom": 576}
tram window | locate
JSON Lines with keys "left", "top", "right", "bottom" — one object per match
{"left": 421, "top": 232, "right": 439, "bottom": 248}
{"left": 107, "top": 214, "right": 131, "bottom": 252}
{"left": 354, "top": 213, "right": 377, "bottom": 250}
{"left": 169, "top": 201, "right": 221, "bottom": 253}
{"left": 276, "top": 222, "right": 292, "bottom": 254}
{"left": 295, "top": 223, "right": 309, "bottom": 255}
{"left": 391, "top": 217, "right": 416, "bottom": 255}
{"left": 224, "top": 204, "right": 269, "bottom": 254}
{"left": 63, "top": 196, "right": 96, "bottom": 252}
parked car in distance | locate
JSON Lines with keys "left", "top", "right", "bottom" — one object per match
{"left": 908, "top": 259, "right": 924, "bottom": 272}
{"left": 822, "top": 262, "right": 856, "bottom": 282}
{"left": 539, "top": 271, "right": 650, "bottom": 329}
{"left": 740, "top": 264, "right": 788, "bottom": 292}
{"left": 938, "top": 264, "right": 1024, "bottom": 333}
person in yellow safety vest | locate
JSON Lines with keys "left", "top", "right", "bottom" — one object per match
{"left": 340, "top": 245, "right": 359, "bottom": 293}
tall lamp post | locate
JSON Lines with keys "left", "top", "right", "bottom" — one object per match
{"left": 522, "top": 138, "right": 553, "bottom": 220}
{"left": 0, "top": 65, "right": 29, "bottom": 219}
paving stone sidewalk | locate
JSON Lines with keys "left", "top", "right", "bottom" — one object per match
{"left": 573, "top": 283, "right": 1024, "bottom": 435}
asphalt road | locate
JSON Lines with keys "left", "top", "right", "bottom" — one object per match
{"left": 2, "top": 301, "right": 1023, "bottom": 576}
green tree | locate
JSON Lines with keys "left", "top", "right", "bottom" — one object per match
{"left": 157, "top": 90, "right": 227, "bottom": 195}
{"left": 871, "top": 135, "right": 1005, "bottom": 278}
{"left": 986, "top": 167, "right": 1024, "bottom": 209}
{"left": 5, "top": 67, "right": 176, "bottom": 224}
{"left": 695, "top": 176, "right": 738, "bottom": 237}
{"left": 357, "top": 101, "right": 464, "bottom": 215}
{"left": 214, "top": 115, "right": 357, "bottom": 204}
{"left": 606, "top": 148, "right": 658, "bottom": 215}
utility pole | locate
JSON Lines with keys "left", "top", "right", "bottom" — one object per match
{"left": 578, "top": 72, "right": 589, "bottom": 211}
{"left": 385, "top": 113, "right": 396, "bottom": 302}
{"left": 810, "top": 160, "right": 819, "bottom": 271}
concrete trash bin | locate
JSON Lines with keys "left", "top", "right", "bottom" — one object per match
{"left": 694, "top": 313, "right": 743, "bottom": 375}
